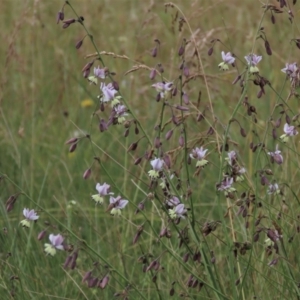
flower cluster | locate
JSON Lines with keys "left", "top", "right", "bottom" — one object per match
{"left": 44, "top": 234, "right": 64, "bottom": 256}
{"left": 92, "top": 183, "right": 128, "bottom": 215}
{"left": 280, "top": 123, "right": 298, "bottom": 142}
{"left": 148, "top": 158, "right": 164, "bottom": 179}
{"left": 167, "top": 196, "right": 187, "bottom": 220}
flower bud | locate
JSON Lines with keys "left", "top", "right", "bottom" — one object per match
{"left": 149, "top": 69, "right": 156, "bottom": 80}
{"left": 165, "top": 129, "right": 173, "bottom": 140}
{"left": 98, "top": 275, "right": 109, "bottom": 289}
{"left": 83, "top": 168, "right": 91, "bottom": 180}
{"left": 151, "top": 47, "right": 158, "bottom": 57}
{"left": 65, "top": 137, "right": 78, "bottom": 144}
{"left": 69, "top": 143, "right": 77, "bottom": 153}
{"left": 207, "top": 47, "right": 213, "bottom": 56}
{"left": 82, "top": 271, "right": 92, "bottom": 283}
{"left": 75, "top": 39, "right": 83, "bottom": 49}
{"left": 37, "top": 229, "right": 47, "bottom": 241}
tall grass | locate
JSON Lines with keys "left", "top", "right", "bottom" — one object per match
{"left": 1, "top": 0, "right": 300, "bottom": 299}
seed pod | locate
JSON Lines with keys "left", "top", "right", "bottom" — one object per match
{"left": 151, "top": 47, "right": 158, "bottom": 57}
{"left": 165, "top": 129, "right": 173, "bottom": 140}
{"left": 65, "top": 137, "right": 78, "bottom": 144}
{"left": 179, "top": 135, "right": 184, "bottom": 147}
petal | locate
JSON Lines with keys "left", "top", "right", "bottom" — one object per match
{"left": 117, "top": 200, "right": 128, "bottom": 209}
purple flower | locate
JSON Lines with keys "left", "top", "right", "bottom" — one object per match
{"left": 226, "top": 150, "right": 237, "bottom": 166}
{"left": 281, "top": 63, "right": 298, "bottom": 77}
{"left": 94, "top": 66, "right": 106, "bottom": 79}
{"left": 245, "top": 54, "right": 262, "bottom": 74}
{"left": 281, "top": 123, "right": 298, "bottom": 142}
{"left": 152, "top": 82, "right": 173, "bottom": 99}
{"left": 44, "top": 234, "right": 64, "bottom": 256}
{"left": 92, "top": 183, "right": 112, "bottom": 204}
{"left": 190, "top": 147, "right": 208, "bottom": 167}
{"left": 148, "top": 158, "right": 164, "bottom": 179}
{"left": 169, "top": 203, "right": 187, "bottom": 219}
{"left": 267, "top": 145, "right": 283, "bottom": 165}
{"left": 113, "top": 104, "right": 128, "bottom": 124}
{"left": 109, "top": 196, "right": 128, "bottom": 216}
{"left": 100, "top": 83, "right": 118, "bottom": 102}
{"left": 217, "top": 177, "right": 236, "bottom": 196}
{"left": 283, "top": 123, "right": 298, "bottom": 136}
{"left": 167, "top": 196, "right": 181, "bottom": 207}
{"left": 218, "top": 51, "right": 235, "bottom": 71}
{"left": 20, "top": 208, "right": 39, "bottom": 228}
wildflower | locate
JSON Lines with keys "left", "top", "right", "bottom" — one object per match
{"left": 218, "top": 51, "right": 235, "bottom": 71}
{"left": 91, "top": 183, "right": 111, "bottom": 205}
{"left": 217, "top": 177, "right": 236, "bottom": 195}
{"left": 267, "top": 145, "right": 283, "bottom": 165}
{"left": 167, "top": 196, "right": 181, "bottom": 207}
{"left": 281, "top": 62, "right": 298, "bottom": 78}
{"left": 148, "top": 158, "right": 164, "bottom": 179}
{"left": 169, "top": 203, "right": 187, "bottom": 219}
{"left": 20, "top": 208, "right": 39, "bottom": 228}
{"left": 111, "top": 95, "right": 122, "bottom": 107}
{"left": 280, "top": 123, "right": 298, "bottom": 142}
{"left": 226, "top": 150, "right": 237, "bottom": 166}
{"left": 236, "top": 167, "right": 246, "bottom": 182}
{"left": 109, "top": 196, "right": 128, "bottom": 216}
{"left": 44, "top": 234, "right": 64, "bottom": 256}
{"left": 100, "top": 82, "right": 118, "bottom": 103}
{"left": 113, "top": 104, "right": 128, "bottom": 124}
{"left": 152, "top": 82, "right": 173, "bottom": 99}
{"left": 244, "top": 54, "right": 262, "bottom": 74}
{"left": 190, "top": 147, "right": 208, "bottom": 167}
{"left": 81, "top": 99, "right": 94, "bottom": 108}
{"left": 94, "top": 66, "right": 107, "bottom": 79}
{"left": 267, "top": 183, "right": 280, "bottom": 195}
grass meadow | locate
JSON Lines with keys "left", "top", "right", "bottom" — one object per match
{"left": 1, "top": 0, "right": 300, "bottom": 299}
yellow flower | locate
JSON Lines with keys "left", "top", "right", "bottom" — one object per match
{"left": 81, "top": 99, "right": 94, "bottom": 108}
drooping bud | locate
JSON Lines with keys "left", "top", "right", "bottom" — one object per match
{"left": 65, "top": 137, "right": 78, "bottom": 144}
{"left": 83, "top": 168, "right": 92, "bottom": 180}
{"left": 178, "top": 135, "right": 184, "bottom": 147}
{"left": 207, "top": 47, "right": 213, "bottom": 56}
{"left": 265, "top": 40, "right": 272, "bottom": 55}
{"left": 82, "top": 271, "right": 92, "bottom": 283}
{"left": 88, "top": 277, "right": 99, "bottom": 288}
{"left": 127, "top": 142, "right": 138, "bottom": 152}
{"left": 98, "top": 275, "right": 109, "bottom": 289}
{"left": 63, "top": 255, "right": 73, "bottom": 269}
{"left": 69, "top": 143, "right": 77, "bottom": 153}
{"left": 37, "top": 229, "right": 47, "bottom": 241}
{"left": 151, "top": 47, "right": 158, "bottom": 57}
{"left": 165, "top": 129, "right": 173, "bottom": 140}
{"left": 149, "top": 69, "right": 156, "bottom": 80}
{"left": 75, "top": 39, "right": 83, "bottom": 49}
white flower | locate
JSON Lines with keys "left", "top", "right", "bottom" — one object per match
{"left": 94, "top": 66, "right": 107, "bottom": 79}
{"left": 190, "top": 147, "right": 208, "bottom": 167}
{"left": 44, "top": 234, "right": 64, "bottom": 256}
{"left": 20, "top": 208, "right": 39, "bottom": 228}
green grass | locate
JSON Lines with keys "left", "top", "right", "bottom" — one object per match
{"left": 1, "top": 0, "right": 300, "bottom": 299}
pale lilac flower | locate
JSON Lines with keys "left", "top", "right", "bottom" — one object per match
{"left": 190, "top": 147, "right": 209, "bottom": 167}
{"left": 267, "top": 183, "right": 280, "bottom": 195}
{"left": 148, "top": 158, "right": 164, "bottom": 179}
{"left": 94, "top": 66, "right": 106, "bottom": 79}
{"left": 244, "top": 54, "right": 262, "bottom": 74}
{"left": 109, "top": 196, "right": 128, "bottom": 216}
{"left": 91, "top": 183, "right": 112, "bottom": 205}
{"left": 169, "top": 203, "right": 187, "bottom": 219}
{"left": 113, "top": 104, "right": 128, "bottom": 124}
{"left": 218, "top": 51, "right": 235, "bottom": 71}
{"left": 100, "top": 82, "right": 118, "bottom": 102}
{"left": 167, "top": 196, "right": 181, "bottom": 207}
{"left": 217, "top": 177, "right": 236, "bottom": 196}
{"left": 281, "top": 62, "right": 298, "bottom": 77}
{"left": 267, "top": 145, "right": 283, "bottom": 165}
{"left": 280, "top": 123, "right": 298, "bottom": 142}
{"left": 226, "top": 150, "right": 237, "bottom": 166}
{"left": 152, "top": 82, "right": 173, "bottom": 99}
{"left": 20, "top": 208, "right": 39, "bottom": 228}
{"left": 44, "top": 234, "right": 64, "bottom": 256}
